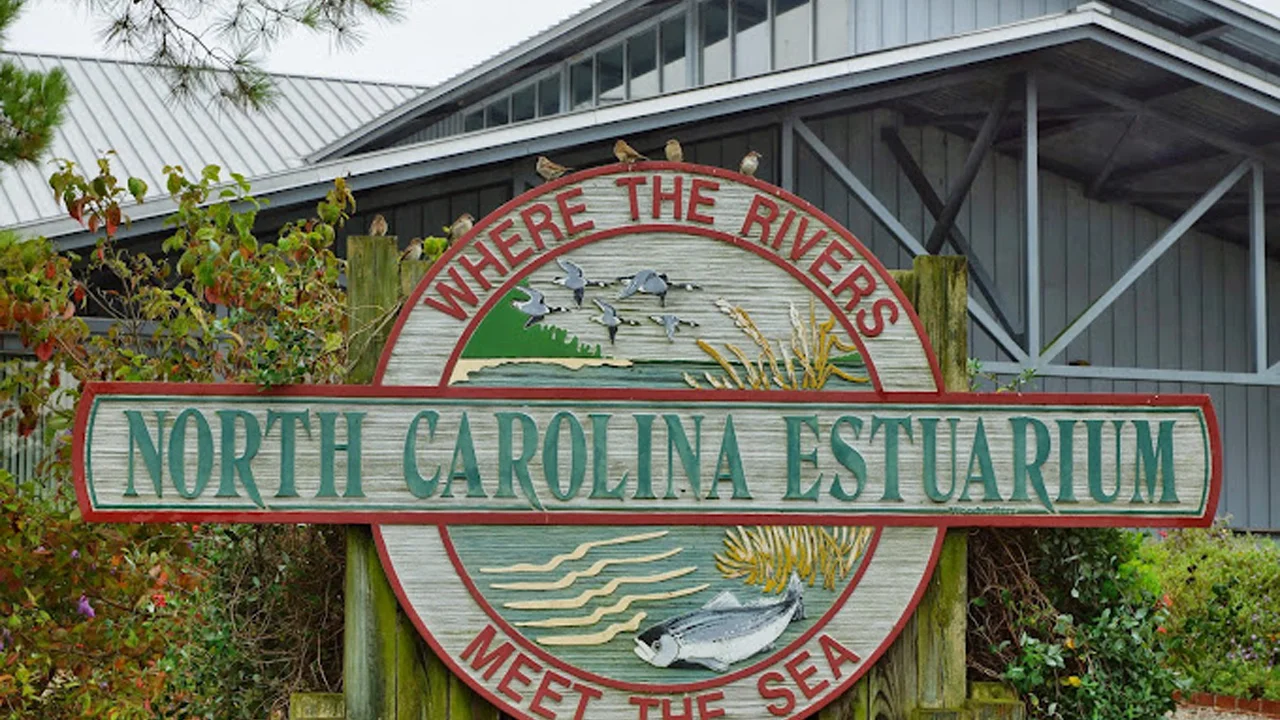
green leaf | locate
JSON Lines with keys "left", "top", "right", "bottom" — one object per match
{"left": 127, "top": 177, "right": 148, "bottom": 202}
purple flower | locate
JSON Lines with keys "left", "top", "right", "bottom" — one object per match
{"left": 70, "top": 550, "right": 79, "bottom": 559}
{"left": 76, "top": 594, "right": 95, "bottom": 619}
{"left": 0, "top": 628, "right": 10, "bottom": 651}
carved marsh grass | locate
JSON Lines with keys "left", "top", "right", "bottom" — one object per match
{"left": 714, "top": 526, "right": 874, "bottom": 594}
{"left": 683, "top": 299, "right": 867, "bottom": 390}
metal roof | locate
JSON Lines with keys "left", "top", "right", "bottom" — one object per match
{"left": 0, "top": 51, "right": 424, "bottom": 229}
{"left": 21, "top": 5, "right": 1280, "bottom": 248}
{"left": 311, "top": 0, "right": 1280, "bottom": 162}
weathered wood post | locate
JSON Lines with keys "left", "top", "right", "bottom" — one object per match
{"left": 345, "top": 235, "right": 401, "bottom": 720}
{"left": 821, "top": 256, "right": 968, "bottom": 720}
{"left": 343, "top": 237, "right": 501, "bottom": 720}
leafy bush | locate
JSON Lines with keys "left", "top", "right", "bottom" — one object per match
{"left": 1141, "top": 524, "right": 1280, "bottom": 701}
{"left": 969, "top": 528, "right": 1184, "bottom": 719}
{"left": 1, "top": 155, "right": 357, "bottom": 716}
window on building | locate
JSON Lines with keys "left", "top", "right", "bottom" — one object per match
{"left": 661, "top": 14, "right": 687, "bottom": 91}
{"left": 571, "top": 58, "right": 594, "bottom": 109}
{"left": 597, "top": 42, "right": 625, "bottom": 103}
{"left": 538, "top": 73, "right": 561, "bottom": 117}
{"left": 774, "top": 0, "right": 811, "bottom": 69}
{"left": 735, "top": 0, "right": 770, "bottom": 77}
{"left": 701, "top": 0, "right": 730, "bottom": 84}
{"left": 628, "top": 27, "right": 659, "bottom": 98}
{"left": 815, "top": 0, "right": 848, "bottom": 60}
{"left": 485, "top": 97, "right": 510, "bottom": 127}
{"left": 511, "top": 84, "right": 536, "bottom": 122}
{"left": 463, "top": 110, "right": 484, "bottom": 132}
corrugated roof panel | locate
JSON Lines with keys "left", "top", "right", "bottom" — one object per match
{"left": 0, "top": 51, "right": 423, "bottom": 230}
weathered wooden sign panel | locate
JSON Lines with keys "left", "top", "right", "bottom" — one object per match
{"left": 74, "top": 162, "right": 1220, "bottom": 720}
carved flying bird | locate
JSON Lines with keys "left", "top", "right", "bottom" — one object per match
{"left": 552, "top": 258, "right": 609, "bottom": 307}
{"left": 591, "top": 298, "right": 640, "bottom": 344}
{"left": 617, "top": 269, "right": 700, "bottom": 307}
{"left": 649, "top": 313, "right": 699, "bottom": 342}
{"left": 511, "top": 286, "right": 568, "bottom": 328}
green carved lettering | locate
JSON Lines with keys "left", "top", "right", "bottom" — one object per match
{"left": 1056, "top": 419, "right": 1078, "bottom": 503}
{"left": 589, "top": 414, "right": 627, "bottom": 499}
{"left": 169, "top": 408, "right": 212, "bottom": 499}
{"left": 124, "top": 410, "right": 166, "bottom": 498}
{"left": 216, "top": 410, "right": 265, "bottom": 508}
{"left": 663, "top": 414, "right": 702, "bottom": 499}
{"left": 403, "top": 410, "right": 441, "bottom": 499}
{"left": 444, "top": 412, "right": 487, "bottom": 499}
{"left": 829, "top": 416, "right": 865, "bottom": 501}
{"left": 633, "top": 414, "right": 656, "bottom": 499}
{"left": 1132, "top": 419, "right": 1179, "bottom": 503}
{"left": 870, "top": 415, "right": 912, "bottom": 501}
{"left": 959, "top": 418, "right": 1000, "bottom": 502}
{"left": 265, "top": 410, "right": 310, "bottom": 498}
{"left": 318, "top": 412, "right": 365, "bottom": 498}
{"left": 1010, "top": 416, "right": 1053, "bottom": 511}
{"left": 1086, "top": 419, "right": 1122, "bottom": 503}
{"left": 708, "top": 416, "right": 750, "bottom": 499}
{"left": 544, "top": 411, "right": 586, "bottom": 502}
{"left": 783, "top": 415, "right": 821, "bottom": 500}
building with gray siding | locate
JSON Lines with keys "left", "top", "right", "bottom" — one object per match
{"left": 7, "top": 0, "right": 1280, "bottom": 530}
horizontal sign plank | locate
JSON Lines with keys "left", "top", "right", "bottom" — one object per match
{"left": 76, "top": 383, "right": 1218, "bottom": 526}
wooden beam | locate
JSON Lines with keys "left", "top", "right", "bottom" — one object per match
{"left": 881, "top": 127, "right": 1023, "bottom": 345}
{"left": 1189, "top": 19, "right": 1231, "bottom": 41}
{"left": 924, "top": 78, "right": 1015, "bottom": 253}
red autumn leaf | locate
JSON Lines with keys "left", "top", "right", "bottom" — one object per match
{"left": 45, "top": 261, "right": 57, "bottom": 280}
{"left": 88, "top": 214, "right": 100, "bottom": 233}
{"left": 105, "top": 205, "right": 121, "bottom": 237}
{"left": 35, "top": 338, "right": 54, "bottom": 362}
{"left": 73, "top": 284, "right": 86, "bottom": 303}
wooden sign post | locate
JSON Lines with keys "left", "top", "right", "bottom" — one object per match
{"left": 73, "top": 164, "right": 1219, "bottom": 720}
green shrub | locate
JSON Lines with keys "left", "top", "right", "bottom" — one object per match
{"left": 1142, "top": 524, "right": 1280, "bottom": 701}
{"left": 969, "top": 528, "right": 1184, "bottom": 719}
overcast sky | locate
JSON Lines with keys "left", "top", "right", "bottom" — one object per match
{"left": 6, "top": 0, "right": 1280, "bottom": 87}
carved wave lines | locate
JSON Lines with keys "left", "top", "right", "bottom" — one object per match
{"left": 485, "top": 530, "right": 705, "bottom": 646}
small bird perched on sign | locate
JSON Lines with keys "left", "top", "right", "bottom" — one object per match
{"left": 368, "top": 213, "right": 388, "bottom": 237}
{"left": 448, "top": 213, "right": 475, "bottom": 243}
{"left": 536, "top": 155, "right": 572, "bottom": 182}
{"left": 739, "top": 151, "right": 761, "bottom": 177}
{"left": 399, "top": 238, "right": 424, "bottom": 262}
{"left": 664, "top": 139, "right": 683, "bottom": 162}
{"left": 614, "top": 139, "right": 647, "bottom": 166}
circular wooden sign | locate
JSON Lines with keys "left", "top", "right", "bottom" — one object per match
{"left": 374, "top": 163, "right": 945, "bottom": 719}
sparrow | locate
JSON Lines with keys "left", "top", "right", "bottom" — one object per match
{"left": 536, "top": 155, "right": 572, "bottom": 182}
{"left": 739, "top": 151, "right": 761, "bottom": 177}
{"left": 591, "top": 298, "right": 640, "bottom": 344}
{"left": 448, "top": 213, "right": 475, "bottom": 243}
{"left": 368, "top": 213, "right": 388, "bottom": 237}
{"left": 649, "top": 313, "right": 699, "bottom": 342}
{"left": 399, "top": 238, "right": 424, "bottom": 262}
{"left": 664, "top": 139, "right": 683, "bottom": 162}
{"left": 614, "top": 139, "right": 647, "bottom": 166}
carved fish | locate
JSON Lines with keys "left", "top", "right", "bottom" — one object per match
{"left": 633, "top": 573, "right": 805, "bottom": 673}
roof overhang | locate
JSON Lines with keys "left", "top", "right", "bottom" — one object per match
{"left": 25, "top": 4, "right": 1280, "bottom": 248}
